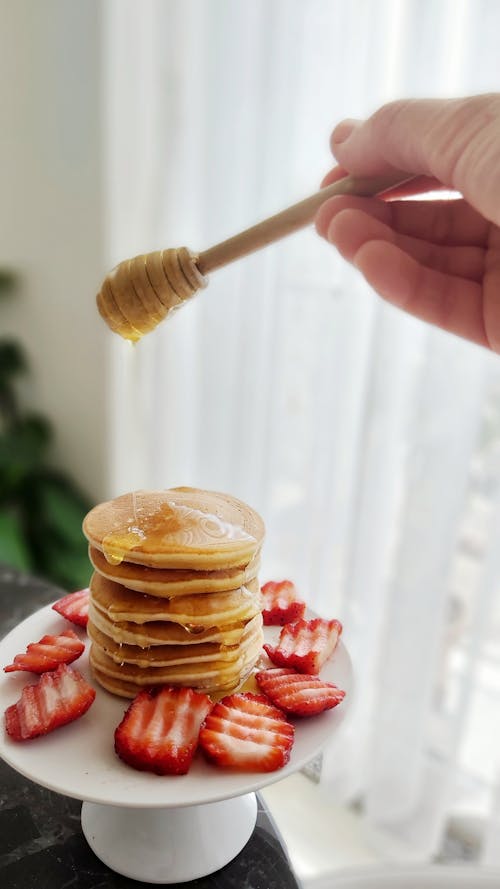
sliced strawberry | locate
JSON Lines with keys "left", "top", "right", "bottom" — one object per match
{"left": 255, "top": 667, "right": 345, "bottom": 716}
{"left": 114, "top": 686, "right": 212, "bottom": 776}
{"left": 5, "top": 664, "right": 95, "bottom": 741}
{"left": 52, "top": 588, "right": 90, "bottom": 628}
{"left": 199, "top": 692, "right": 294, "bottom": 772}
{"left": 263, "top": 617, "right": 342, "bottom": 674}
{"left": 4, "top": 629, "right": 85, "bottom": 674}
{"left": 261, "top": 580, "right": 306, "bottom": 626}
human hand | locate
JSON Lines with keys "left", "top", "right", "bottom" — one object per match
{"left": 315, "top": 95, "right": 500, "bottom": 351}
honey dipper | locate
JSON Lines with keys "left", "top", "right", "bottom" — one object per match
{"left": 97, "top": 170, "right": 412, "bottom": 341}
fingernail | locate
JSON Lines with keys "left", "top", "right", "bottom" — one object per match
{"left": 332, "top": 118, "right": 361, "bottom": 145}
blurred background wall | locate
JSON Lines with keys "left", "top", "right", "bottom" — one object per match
{"left": 0, "top": 0, "right": 107, "bottom": 503}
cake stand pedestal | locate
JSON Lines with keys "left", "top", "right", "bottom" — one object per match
{"left": 82, "top": 794, "right": 257, "bottom": 883}
{"left": 0, "top": 603, "right": 352, "bottom": 884}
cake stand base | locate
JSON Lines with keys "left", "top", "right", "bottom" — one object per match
{"left": 81, "top": 792, "right": 258, "bottom": 884}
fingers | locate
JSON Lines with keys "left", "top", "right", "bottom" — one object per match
{"left": 329, "top": 95, "right": 500, "bottom": 226}
{"left": 376, "top": 177, "right": 446, "bottom": 199}
{"left": 323, "top": 207, "right": 485, "bottom": 282}
{"left": 320, "top": 165, "right": 349, "bottom": 188}
{"left": 321, "top": 165, "right": 445, "bottom": 199}
{"left": 330, "top": 101, "right": 441, "bottom": 176}
{"left": 315, "top": 194, "right": 491, "bottom": 246}
{"left": 352, "top": 240, "right": 488, "bottom": 348}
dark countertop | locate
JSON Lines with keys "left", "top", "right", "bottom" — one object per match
{"left": 0, "top": 566, "right": 301, "bottom": 889}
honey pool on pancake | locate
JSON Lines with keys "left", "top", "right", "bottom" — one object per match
{"left": 101, "top": 496, "right": 256, "bottom": 566}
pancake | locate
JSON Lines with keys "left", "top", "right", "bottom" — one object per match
{"left": 87, "top": 622, "right": 236, "bottom": 667}
{"left": 89, "top": 573, "right": 262, "bottom": 627}
{"left": 88, "top": 617, "right": 263, "bottom": 696}
{"left": 87, "top": 613, "right": 263, "bottom": 669}
{"left": 89, "top": 663, "right": 247, "bottom": 700}
{"left": 88, "top": 545, "right": 261, "bottom": 597}
{"left": 83, "top": 487, "right": 265, "bottom": 570}
{"left": 88, "top": 644, "right": 247, "bottom": 688}
{"left": 87, "top": 601, "right": 248, "bottom": 647}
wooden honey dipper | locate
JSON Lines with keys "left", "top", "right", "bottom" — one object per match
{"left": 97, "top": 170, "right": 412, "bottom": 341}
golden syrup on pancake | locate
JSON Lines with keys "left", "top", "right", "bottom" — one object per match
{"left": 102, "top": 502, "right": 183, "bottom": 565}
{"left": 238, "top": 671, "right": 260, "bottom": 694}
{"left": 101, "top": 496, "right": 255, "bottom": 565}
{"left": 102, "top": 527, "right": 145, "bottom": 565}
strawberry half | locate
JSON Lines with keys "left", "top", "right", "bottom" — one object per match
{"left": 263, "top": 617, "right": 342, "bottom": 674}
{"left": 114, "top": 686, "right": 212, "bottom": 776}
{"left": 199, "top": 692, "right": 294, "bottom": 772}
{"left": 261, "top": 580, "right": 306, "bottom": 626}
{"left": 5, "top": 664, "right": 96, "bottom": 741}
{"left": 4, "top": 629, "right": 85, "bottom": 674}
{"left": 255, "top": 667, "right": 345, "bottom": 717}
{"left": 52, "top": 588, "right": 90, "bottom": 628}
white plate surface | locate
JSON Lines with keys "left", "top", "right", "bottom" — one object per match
{"left": 0, "top": 602, "right": 352, "bottom": 809}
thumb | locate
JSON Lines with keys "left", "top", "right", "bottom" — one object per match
{"left": 331, "top": 95, "right": 500, "bottom": 226}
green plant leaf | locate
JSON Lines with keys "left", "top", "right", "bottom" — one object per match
{"left": 0, "top": 339, "right": 26, "bottom": 423}
{"left": 30, "top": 474, "right": 89, "bottom": 548}
{"left": 20, "top": 471, "right": 92, "bottom": 590}
{"left": 0, "top": 414, "right": 53, "bottom": 498}
{"left": 0, "top": 270, "right": 17, "bottom": 298}
{"left": 0, "top": 301, "right": 93, "bottom": 591}
{"left": 35, "top": 539, "right": 92, "bottom": 591}
{"left": 0, "top": 340, "right": 27, "bottom": 380}
{"left": 0, "top": 509, "right": 32, "bottom": 571}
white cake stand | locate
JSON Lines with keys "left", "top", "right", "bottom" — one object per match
{"left": 0, "top": 604, "right": 353, "bottom": 884}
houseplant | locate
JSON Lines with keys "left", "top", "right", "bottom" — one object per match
{"left": 0, "top": 271, "right": 91, "bottom": 590}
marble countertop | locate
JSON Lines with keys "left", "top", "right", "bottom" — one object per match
{"left": 0, "top": 566, "right": 301, "bottom": 888}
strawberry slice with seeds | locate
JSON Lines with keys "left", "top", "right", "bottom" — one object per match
{"left": 256, "top": 667, "right": 345, "bottom": 716}
{"left": 261, "top": 580, "right": 306, "bottom": 626}
{"left": 114, "top": 686, "right": 213, "bottom": 775}
{"left": 263, "top": 617, "right": 342, "bottom": 674}
{"left": 199, "top": 692, "right": 294, "bottom": 772}
{"left": 52, "top": 588, "right": 90, "bottom": 628}
{"left": 4, "top": 629, "right": 85, "bottom": 674}
{"left": 5, "top": 664, "right": 96, "bottom": 741}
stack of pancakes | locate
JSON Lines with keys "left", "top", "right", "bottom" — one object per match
{"left": 82, "top": 487, "right": 265, "bottom": 698}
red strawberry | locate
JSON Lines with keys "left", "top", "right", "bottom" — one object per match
{"left": 114, "top": 686, "right": 212, "bottom": 776}
{"left": 199, "top": 692, "right": 294, "bottom": 772}
{"left": 4, "top": 629, "right": 85, "bottom": 674}
{"left": 261, "top": 580, "right": 306, "bottom": 626}
{"left": 5, "top": 664, "right": 95, "bottom": 741}
{"left": 255, "top": 667, "right": 345, "bottom": 716}
{"left": 52, "top": 589, "right": 90, "bottom": 628}
{"left": 263, "top": 617, "right": 342, "bottom": 674}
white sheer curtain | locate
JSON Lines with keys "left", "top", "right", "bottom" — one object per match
{"left": 103, "top": 0, "right": 500, "bottom": 864}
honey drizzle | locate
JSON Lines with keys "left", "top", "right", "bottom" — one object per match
{"left": 101, "top": 497, "right": 255, "bottom": 566}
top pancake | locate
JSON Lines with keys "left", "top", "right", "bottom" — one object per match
{"left": 83, "top": 487, "right": 264, "bottom": 569}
